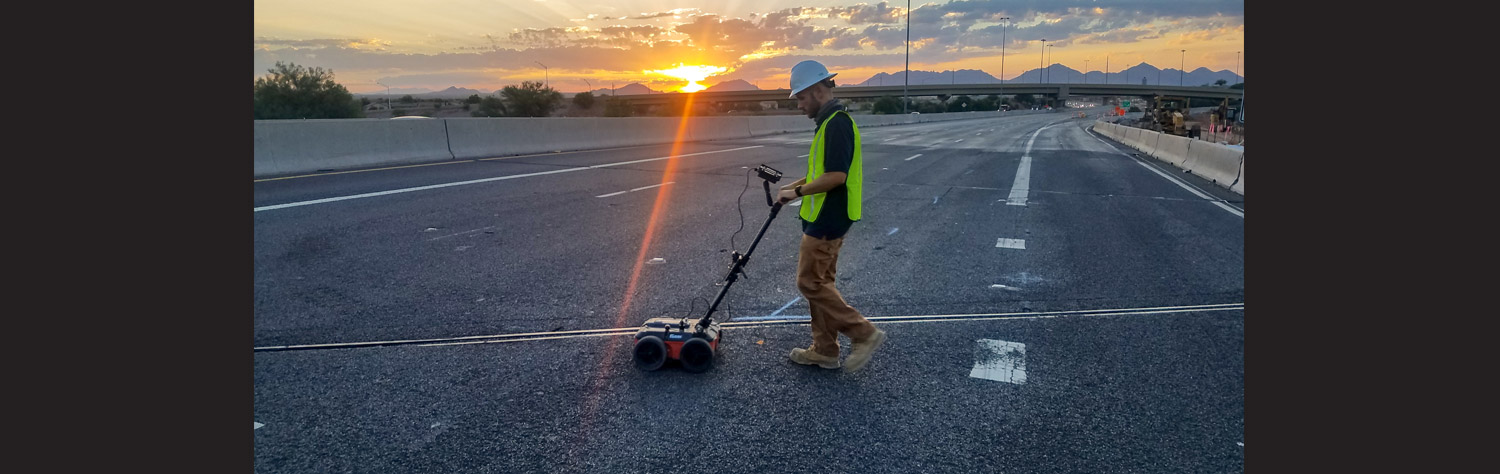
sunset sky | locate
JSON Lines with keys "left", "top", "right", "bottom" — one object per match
{"left": 253, "top": 0, "right": 1245, "bottom": 94}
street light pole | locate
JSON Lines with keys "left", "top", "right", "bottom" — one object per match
{"left": 536, "top": 61, "right": 548, "bottom": 88}
{"left": 1235, "top": 51, "right": 1241, "bottom": 85}
{"left": 1038, "top": 39, "right": 1045, "bottom": 84}
{"left": 376, "top": 81, "right": 391, "bottom": 115}
{"left": 904, "top": 0, "right": 910, "bottom": 114}
{"left": 1084, "top": 59, "right": 1089, "bottom": 83}
{"left": 1046, "top": 43, "right": 1054, "bottom": 84}
{"left": 1179, "top": 49, "right": 1186, "bottom": 86}
{"left": 999, "top": 17, "right": 1009, "bottom": 110}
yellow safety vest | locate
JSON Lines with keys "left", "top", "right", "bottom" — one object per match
{"left": 801, "top": 109, "right": 862, "bottom": 222}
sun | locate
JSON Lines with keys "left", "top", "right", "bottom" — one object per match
{"left": 647, "top": 64, "right": 729, "bottom": 92}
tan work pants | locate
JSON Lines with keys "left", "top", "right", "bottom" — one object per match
{"left": 797, "top": 234, "right": 876, "bottom": 358}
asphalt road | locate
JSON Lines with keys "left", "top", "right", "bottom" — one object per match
{"left": 254, "top": 110, "right": 1245, "bottom": 473}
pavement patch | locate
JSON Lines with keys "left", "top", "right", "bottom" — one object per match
{"left": 970, "top": 339, "right": 1027, "bottom": 384}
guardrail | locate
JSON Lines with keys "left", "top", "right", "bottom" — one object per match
{"left": 253, "top": 109, "right": 1048, "bottom": 178}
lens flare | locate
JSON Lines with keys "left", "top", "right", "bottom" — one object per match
{"left": 647, "top": 63, "right": 729, "bottom": 93}
{"left": 574, "top": 92, "right": 701, "bottom": 449}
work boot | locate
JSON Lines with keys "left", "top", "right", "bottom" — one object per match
{"left": 843, "top": 329, "right": 887, "bottom": 373}
{"left": 789, "top": 347, "right": 840, "bottom": 369}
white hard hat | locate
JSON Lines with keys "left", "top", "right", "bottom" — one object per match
{"left": 788, "top": 60, "right": 837, "bottom": 98}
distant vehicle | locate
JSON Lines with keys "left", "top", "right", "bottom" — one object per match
{"left": 391, "top": 116, "right": 433, "bottom": 120}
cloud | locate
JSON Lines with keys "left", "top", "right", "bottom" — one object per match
{"left": 828, "top": 2, "right": 905, "bottom": 25}
{"left": 254, "top": 37, "right": 393, "bottom": 51}
{"left": 254, "top": 1, "right": 1245, "bottom": 90}
{"left": 623, "top": 8, "right": 703, "bottom": 20}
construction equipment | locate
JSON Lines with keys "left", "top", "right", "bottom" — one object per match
{"left": 1138, "top": 95, "right": 1189, "bottom": 136}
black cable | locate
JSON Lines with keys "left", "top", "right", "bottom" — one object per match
{"left": 729, "top": 167, "right": 753, "bottom": 253}
{"left": 686, "top": 296, "right": 708, "bottom": 319}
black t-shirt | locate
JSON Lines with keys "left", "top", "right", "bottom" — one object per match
{"left": 802, "top": 100, "right": 857, "bottom": 240}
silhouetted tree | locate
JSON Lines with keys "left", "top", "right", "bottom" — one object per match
{"left": 500, "top": 81, "right": 564, "bottom": 117}
{"left": 472, "top": 96, "right": 506, "bottom": 117}
{"left": 604, "top": 96, "right": 634, "bottom": 117}
{"left": 871, "top": 96, "right": 903, "bottom": 114}
{"left": 252, "top": 61, "right": 363, "bottom": 119}
{"left": 572, "top": 91, "right": 596, "bottom": 109}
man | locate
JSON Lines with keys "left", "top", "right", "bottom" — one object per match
{"left": 775, "top": 60, "right": 887, "bottom": 372}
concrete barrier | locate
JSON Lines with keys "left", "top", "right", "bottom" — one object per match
{"left": 1123, "top": 127, "right": 1144, "bottom": 150}
{"left": 1183, "top": 141, "right": 1245, "bottom": 192}
{"left": 746, "top": 115, "right": 809, "bottom": 136}
{"left": 1231, "top": 157, "right": 1245, "bottom": 195}
{"left": 1141, "top": 129, "right": 1163, "bottom": 157}
{"left": 1090, "top": 122, "right": 1111, "bottom": 140}
{"left": 256, "top": 110, "right": 1038, "bottom": 178}
{"left": 685, "top": 116, "right": 753, "bottom": 142}
{"left": 445, "top": 117, "right": 690, "bottom": 159}
{"left": 254, "top": 119, "right": 452, "bottom": 177}
{"left": 1101, "top": 122, "right": 1121, "bottom": 140}
{"left": 1152, "top": 134, "right": 1193, "bottom": 166}
{"left": 1094, "top": 122, "right": 1246, "bottom": 196}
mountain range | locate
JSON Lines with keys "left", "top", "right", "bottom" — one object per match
{"left": 355, "top": 63, "right": 1243, "bottom": 98}
{"left": 853, "top": 63, "right": 1243, "bottom": 88}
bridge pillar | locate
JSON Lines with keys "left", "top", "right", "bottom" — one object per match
{"left": 1058, "top": 85, "right": 1069, "bottom": 107}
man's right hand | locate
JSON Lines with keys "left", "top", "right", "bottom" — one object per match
{"left": 776, "top": 187, "right": 798, "bottom": 204}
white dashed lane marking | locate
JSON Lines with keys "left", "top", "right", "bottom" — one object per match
{"left": 996, "top": 238, "right": 1026, "bottom": 249}
{"left": 1007, "top": 157, "right": 1032, "bottom": 206}
{"left": 596, "top": 181, "right": 673, "bottom": 198}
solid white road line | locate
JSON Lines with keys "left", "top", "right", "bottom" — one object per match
{"left": 1006, "top": 123, "right": 1063, "bottom": 207}
{"left": 905, "top": 154, "right": 923, "bottom": 161}
{"left": 1083, "top": 128, "right": 1244, "bottom": 218}
{"left": 255, "top": 146, "right": 763, "bottom": 212}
